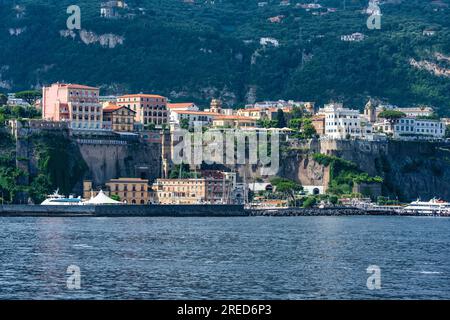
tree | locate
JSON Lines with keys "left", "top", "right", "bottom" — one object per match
{"left": 270, "top": 177, "right": 302, "bottom": 203}
{"left": 302, "top": 196, "right": 317, "bottom": 208}
{"left": 276, "top": 109, "right": 286, "bottom": 128}
{"left": 180, "top": 118, "right": 190, "bottom": 130}
{"left": 378, "top": 110, "right": 406, "bottom": 122}
{"left": 110, "top": 194, "right": 121, "bottom": 202}
{"left": 291, "top": 106, "right": 304, "bottom": 119}
{"left": 0, "top": 94, "right": 7, "bottom": 106}
{"left": 15, "top": 90, "right": 41, "bottom": 105}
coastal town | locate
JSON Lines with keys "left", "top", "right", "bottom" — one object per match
{"left": 1, "top": 82, "right": 449, "bottom": 215}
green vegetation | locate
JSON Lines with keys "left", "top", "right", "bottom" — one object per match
{"left": 313, "top": 153, "right": 383, "bottom": 196}
{"left": 378, "top": 110, "right": 406, "bottom": 122}
{"left": 269, "top": 176, "right": 303, "bottom": 204}
{"left": 289, "top": 117, "right": 317, "bottom": 139}
{"left": 0, "top": 130, "right": 88, "bottom": 204}
{"left": 14, "top": 90, "right": 41, "bottom": 105}
{"left": 169, "top": 164, "right": 200, "bottom": 179}
{"left": 110, "top": 194, "right": 121, "bottom": 202}
{"left": 1, "top": 1, "right": 450, "bottom": 114}
{"left": 0, "top": 105, "right": 41, "bottom": 121}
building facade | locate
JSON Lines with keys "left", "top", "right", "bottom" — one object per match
{"left": 106, "top": 178, "right": 149, "bottom": 204}
{"left": 102, "top": 104, "right": 135, "bottom": 132}
{"left": 374, "top": 118, "right": 445, "bottom": 140}
{"left": 117, "top": 94, "right": 168, "bottom": 127}
{"left": 84, "top": 178, "right": 150, "bottom": 204}
{"left": 42, "top": 83, "right": 102, "bottom": 130}
{"left": 320, "top": 103, "right": 363, "bottom": 139}
{"left": 212, "top": 115, "right": 257, "bottom": 129}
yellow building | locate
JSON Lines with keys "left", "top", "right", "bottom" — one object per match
{"left": 84, "top": 178, "right": 149, "bottom": 205}
{"left": 236, "top": 108, "right": 267, "bottom": 120}
{"left": 106, "top": 178, "right": 149, "bottom": 204}
{"left": 102, "top": 103, "right": 136, "bottom": 132}
{"left": 151, "top": 178, "right": 207, "bottom": 204}
{"left": 117, "top": 94, "right": 168, "bottom": 127}
{"left": 212, "top": 115, "right": 257, "bottom": 129}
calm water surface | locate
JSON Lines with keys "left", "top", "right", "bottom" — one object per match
{"left": 0, "top": 216, "right": 449, "bottom": 299}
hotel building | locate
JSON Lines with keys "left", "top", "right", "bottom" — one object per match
{"left": 374, "top": 118, "right": 445, "bottom": 140}
{"left": 83, "top": 178, "right": 149, "bottom": 204}
{"left": 42, "top": 83, "right": 102, "bottom": 130}
{"left": 102, "top": 103, "right": 135, "bottom": 132}
{"left": 117, "top": 94, "right": 168, "bottom": 127}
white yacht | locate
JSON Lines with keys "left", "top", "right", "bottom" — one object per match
{"left": 40, "top": 190, "right": 84, "bottom": 206}
{"left": 403, "top": 198, "right": 450, "bottom": 215}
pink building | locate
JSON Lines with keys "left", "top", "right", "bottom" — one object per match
{"left": 42, "top": 83, "right": 102, "bottom": 129}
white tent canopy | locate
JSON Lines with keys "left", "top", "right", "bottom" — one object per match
{"left": 85, "top": 190, "right": 123, "bottom": 205}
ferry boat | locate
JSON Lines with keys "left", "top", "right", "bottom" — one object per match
{"left": 40, "top": 190, "right": 84, "bottom": 206}
{"left": 403, "top": 198, "right": 450, "bottom": 215}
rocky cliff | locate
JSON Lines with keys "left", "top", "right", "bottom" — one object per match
{"left": 278, "top": 139, "right": 450, "bottom": 201}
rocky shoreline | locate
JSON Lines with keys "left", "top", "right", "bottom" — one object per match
{"left": 247, "top": 207, "right": 444, "bottom": 217}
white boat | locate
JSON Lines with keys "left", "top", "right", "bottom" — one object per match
{"left": 41, "top": 189, "right": 84, "bottom": 206}
{"left": 403, "top": 198, "right": 450, "bottom": 215}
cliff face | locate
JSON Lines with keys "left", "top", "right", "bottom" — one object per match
{"left": 78, "top": 141, "right": 161, "bottom": 187}
{"left": 278, "top": 139, "right": 450, "bottom": 201}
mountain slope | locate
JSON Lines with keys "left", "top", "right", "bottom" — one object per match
{"left": 1, "top": 0, "right": 450, "bottom": 114}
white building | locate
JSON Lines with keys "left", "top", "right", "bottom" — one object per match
{"left": 167, "top": 102, "right": 199, "bottom": 125}
{"left": 374, "top": 118, "right": 445, "bottom": 140}
{"left": 260, "top": 37, "right": 280, "bottom": 47}
{"left": 320, "top": 103, "right": 369, "bottom": 139}
{"left": 170, "top": 110, "right": 218, "bottom": 128}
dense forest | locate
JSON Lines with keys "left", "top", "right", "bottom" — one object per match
{"left": 1, "top": 0, "right": 450, "bottom": 114}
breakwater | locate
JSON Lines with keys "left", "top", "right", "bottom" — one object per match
{"left": 248, "top": 207, "right": 435, "bottom": 217}
{"left": 0, "top": 204, "right": 247, "bottom": 217}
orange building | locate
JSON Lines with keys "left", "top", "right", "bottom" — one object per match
{"left": 117, "top": 94, "right": 168, "bottom": 127}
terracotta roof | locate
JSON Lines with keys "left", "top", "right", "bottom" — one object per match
{"left": 214, "top": 115, "right": 256, "bottom": 121}
{"left": 237, "top": 108, "right": 264, "bottom": 112}
{"left": 118, "top": 94, "right": 166, "bottom": 99}
{"left": 103, "top": 104, "right": 136, "bottom": 113}
{"left": 175, "top": 111, "right": 218, "bottom": 116}
{"left": 167, "top": 103, "right": 196, "bottom": 109}
{"left": 60, "top": 83, "right": 99, "bottom": 90}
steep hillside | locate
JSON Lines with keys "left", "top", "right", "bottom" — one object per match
{"left": 1, "top": 0, "right": 450, "bottom": 114}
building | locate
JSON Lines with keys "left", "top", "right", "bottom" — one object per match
{"left": 83, "top": 178, "right": 149, "bottom": 204}
{"left": 100, "top": 1, "right": 127, "bottom": 18}
{"left": 102, "top": 103, "right": 135, "bottom": 132}
{"left": 340, "top": 33, "right": 365, "bottom": 42}
{"left": 171, "top": 110, "right": 218, "bottom": 128}
{"left": 106, "top": 178, "right": 149, "bottom": 204}
{"left": 150, "top": 178, "right": 207, "bottom": 204}
{"left": 311, "top": 115, "right": 326, "bottom": 135}
{"left": 117, "top": 94, "right": 168, "bottom": 127}
{"left": 212, "top": 115, "right": 257, "bottom": 129}
{"left": 150, "top": 172, "right": 237, "bottom": 205}
{"left": 374, "top": 118, "right": 445, "bottom": 140}
{"left": 376, "top": 106, "right": 434, "bottom": 118}
{"left": 236, "top": 108, "right": 267, "bottom": 120}
{"left": 42, "top": 83, "right": 102, "bottom": 130}
{"left": 320, "top": 103, "right": 364, "bottom": 139}
{"left": 364, "top": 100, "right": 377, "bottom": 123}
{"left": 209, "top": 99, "right": 222, "bottom": 113}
